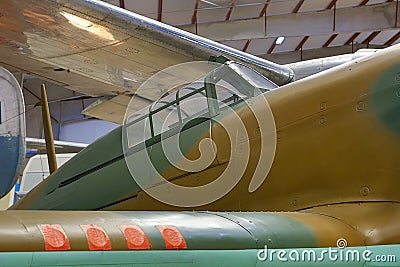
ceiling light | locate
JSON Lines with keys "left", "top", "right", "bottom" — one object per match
{"left": 275, "top": 36, "right": 285, "bottom": 45}
{"left": 200, "top": 0, "right": 219, "bottom": 7}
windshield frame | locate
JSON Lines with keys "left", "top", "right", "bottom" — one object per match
{"left": 124, "top": 61, "right": 275, "bottom": 146}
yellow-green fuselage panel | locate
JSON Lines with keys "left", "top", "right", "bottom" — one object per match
{"left": 12, "top": 45, "right": 400, "bottom": 245}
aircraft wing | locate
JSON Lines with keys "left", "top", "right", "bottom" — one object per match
{"left": 0, "top": 210, "right": 397, "bottom": 266}
{"left": 0, "top": 0, "right": 294, "bottom": 124}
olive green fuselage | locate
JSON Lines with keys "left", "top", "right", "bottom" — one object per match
{"left": 12, "top": 45, "right": 400, "bottom": 247}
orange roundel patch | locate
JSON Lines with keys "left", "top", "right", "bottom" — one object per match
{"left": 156, "top": 226, "right": 187, "bottom": 250}
{"left": 80, "top": 224, "right": 111, "bottom": 250}
{"left": 39, "top": 224, "right": 70, "bottom": 251}
{"left": 120, "top": 225, "right": 150, "bottom": 250}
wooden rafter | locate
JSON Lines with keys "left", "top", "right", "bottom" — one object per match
{"left": 226, "top": 0, "right": 237, "bottom": 21}
{"left": 158, "top": 0, "right": 163, "bottom": 22}
{"left": 385, "top": 31, "right": 400, "bottom": 46}
{"left": 323, "top": 34, "right": 338, "bottom": 47}
{"left": 267, "top": 41, "right": 276, "bottom": 54}
{"left": 362, "top": 31, "right": 380, "bottom": 44}
{"left": 192, "top": 0, "right": 200, "bottom": 24}
{"left": 242, "top": 40, "right": 251, "bottom": 52}
{"left": 326, "top": 0, "right": 337, "bottom": 9}
{"left": 295, "top": 36, "right": 309, "bottom": 51}
{"left": 259, "top": 0, "right": 271, "bottom": 17}
{"left": 345, "top": 32, "right": 361, "bottom": 45}
{"left": 292, "top": 0, "right": 305, "bottom": 13}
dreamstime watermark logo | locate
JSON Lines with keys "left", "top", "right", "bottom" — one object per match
{"left": 257, "top": 238, "right": 397, "bottom": 263}
{"left": 122, "top": 61, "right": 276, "bottom": 207}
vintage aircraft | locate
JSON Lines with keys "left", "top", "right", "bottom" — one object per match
{"left": 0, "top": 0, "right": 399, "bottom": 266}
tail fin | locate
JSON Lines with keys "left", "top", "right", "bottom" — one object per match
{"left": 0, "top": 67, "right": 25, "bottom": 198}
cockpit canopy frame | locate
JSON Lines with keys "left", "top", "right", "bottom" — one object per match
{"left": 124, "top": 61, "right": 277, "bottom": 149}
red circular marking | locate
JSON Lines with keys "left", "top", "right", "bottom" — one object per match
{"left": 39, "top": 224, "right": 70, "bottom": 251}
{"left": 157, "top": 226, "right": 187, "bottom": 249}
{"left": 124, "top": 227, "right": 145, "bottom": 247}
{"left": 45, "top": 228, "right": 66, "bottom": 248}
{"left": 163, "top": 228, "right": 183, "bottom": 247}
{"left": 86, "top": 227, "right": 108, "bottom": 248}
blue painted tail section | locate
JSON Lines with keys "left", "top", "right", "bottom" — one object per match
{"left": 0, "top": 67, "right": 25, "bottom": 198}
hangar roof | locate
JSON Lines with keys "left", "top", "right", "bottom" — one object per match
{"left": 103, "top": 0, "right": 399, "bottom": 63}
